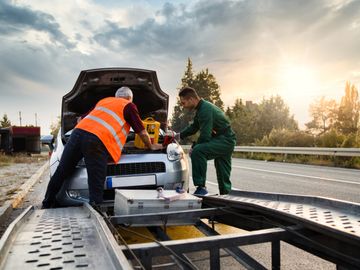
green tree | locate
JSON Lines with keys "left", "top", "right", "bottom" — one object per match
{"left": 171, "top": 58, "right": 224, "bottom": 133}
{"left": 0, "top": 114, "right": 11, "bottom": 127}
{"left": 226, "top": 99, "right": 258, "bottom": 144}
{"left": 226, "top": 96, "right": 298, "bottom": 144}
{"left": 255, "top": 95, "right": 298, "bottom": 140}
{"left": 171, "top": 58, "right": 196, "bottom": 133}
{"left": 181, "top": 57, "right": 195, "bottom": 88}
{"left": 335, "top": 82, "right": 360, "bottom": 135}
{"left": 306, "top": 97, "right": 337, "bottom": 135}
{"left": 192, "top": 69, "right": 224, "bottom": 110}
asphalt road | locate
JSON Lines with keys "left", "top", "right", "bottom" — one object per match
{"left": 196, "top": 158, "right": 360, "bottom": 203}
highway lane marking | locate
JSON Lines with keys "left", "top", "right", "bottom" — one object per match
{"left": 189, "top": 177, "right": 240, "bottom": 191}
{"left": 231, "top": 165, "right": 360, "bottom": 186}
{"left": 206, "top": 181, "right": 242, "bottom": 190}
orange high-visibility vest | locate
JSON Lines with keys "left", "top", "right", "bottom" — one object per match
{"left": 76, "top": 97, "right": 131, "bottom": 163}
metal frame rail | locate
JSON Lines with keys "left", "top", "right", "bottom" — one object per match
{"left": 181, "top": 145, "right": 360, "bottom": 157}
{"left": 0, "top": 204, "right": 132, "bottom": 270}
{"left": 112, "top": 191, "right": 360, "bottom": 269}
{"left": 233, "top": 146, "right": 360, "bottom": 157}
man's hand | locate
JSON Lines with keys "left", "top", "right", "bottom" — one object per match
{"left": 150, "top": 143, "right": 163, "bottom": 151}
{"left": 137, "top": 130, "right": 164, "bottom": 150}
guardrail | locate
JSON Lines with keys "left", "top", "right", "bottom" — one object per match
{"left": 181, "top": 145, "right": 360, "bottom": 157}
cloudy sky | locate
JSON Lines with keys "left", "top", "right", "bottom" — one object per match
{"left": 1, "top": 0, "right": 360, "bottom": 134}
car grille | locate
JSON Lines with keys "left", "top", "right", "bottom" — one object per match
{"left": 107, "top": 162, "right": 166, "bottom": 176}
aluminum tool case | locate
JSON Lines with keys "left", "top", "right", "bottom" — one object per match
{"left": 114, "top": 189, "right": 202, "bottom": 226}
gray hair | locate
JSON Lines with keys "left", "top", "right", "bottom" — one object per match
{"left": 115, "top": 86, "right": 133, "bottom": 99}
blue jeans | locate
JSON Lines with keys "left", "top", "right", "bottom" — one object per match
{"left": 42, "top": 128, "right": 109, "bottom": 208}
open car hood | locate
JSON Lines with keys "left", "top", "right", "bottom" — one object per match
{"left": 61, "top": 68, "right": 169, "bottom": 136}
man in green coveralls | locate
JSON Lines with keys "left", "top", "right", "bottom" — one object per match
{"left": 178, "top": 87, "right": 236, "bottom": 195}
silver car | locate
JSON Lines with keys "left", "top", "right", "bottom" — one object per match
{"left": 49, "top": 68, "right": 189, "bottom": 206}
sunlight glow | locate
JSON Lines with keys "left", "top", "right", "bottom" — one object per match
{"left": 277, "top": 64, "right": 320, "bottom": 99}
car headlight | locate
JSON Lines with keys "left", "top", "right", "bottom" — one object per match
{"left": 167, "top": 143, "right": 184, "bottom": 161}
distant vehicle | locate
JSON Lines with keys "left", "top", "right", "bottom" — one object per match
{"left": 48, "top": 68, "right": 189, "bottom": 206}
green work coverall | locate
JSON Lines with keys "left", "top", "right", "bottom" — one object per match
{"left": 180, "top": 99, "right": 236, "bottom": 194}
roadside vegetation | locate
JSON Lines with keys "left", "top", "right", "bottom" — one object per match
{"left": 0, "top": 153, "right": 48, "bottom": 207}
{"left": 0, "top": 153, "right": 48, "bottom": 168}
{"left": 172, "top": 58, "right": 360, "bottom": 169}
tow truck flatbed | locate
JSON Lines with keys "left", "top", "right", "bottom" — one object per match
{"left": 1, "top": 190, "right": 359, "bottom": 269}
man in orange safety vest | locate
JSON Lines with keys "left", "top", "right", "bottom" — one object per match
{"left": 42, "top": 87, "right": 163, "bottom": 208}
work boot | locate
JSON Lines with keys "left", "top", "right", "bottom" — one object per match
{"left": 193, "top": 186, "right": 208, "bottom": 196}
{"left": 41, "top": 204, "right": 51, "bottom": 209}
{"left": 41, "top": 199, "right": 60, "bottom": 209}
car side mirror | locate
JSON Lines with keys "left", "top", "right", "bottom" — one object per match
{"left": 41, "top": 135, "right": 55, "bottom": 152}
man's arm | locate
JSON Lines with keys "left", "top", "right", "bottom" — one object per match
{"left": 180, "top": 119, "right": 199, "bottom": 139}
{"left": 124, "top": 103, "right": 163, "bottom": 150}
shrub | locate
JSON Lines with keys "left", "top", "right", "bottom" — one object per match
{"left": 256, "top": 129, "right": 315, "bottom": 147}
{"left": 315, "top": 129, "right": 345, "bottom": 147}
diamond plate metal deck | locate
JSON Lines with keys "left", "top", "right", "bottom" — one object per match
{"left": 204, "top": 190, "right": 360, "bottom": 241}
{"left": 0, "top": 204, "right": 131, "bottom": 270}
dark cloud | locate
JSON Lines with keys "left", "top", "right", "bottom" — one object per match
{"left": 88, "top": 3, "right": 206, "bottom": 62}
{"left": 90, "top": 0, "right": 341, "bottom": 61}
{"left": 0, "top": 37, "right": 89, "bottom": 99}
{"left": 93, "top": 15, "right": 200, "bottom": 58}
{"left": 156, "top": 2, "right": 177, "bottom": 18}
{"left": 192, "top": 0, "right": 251, "bottom": 28}
{"left": 0, "top": 0, "right": 74, "bottom": 49}
{"left": 75, "top": 33, "right": 83, "bottom": 41}
{"left": 93, "top": 1, "right": 251, "bottom": 59}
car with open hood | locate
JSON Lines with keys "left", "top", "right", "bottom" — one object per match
{"left": 49, "top": 68, "right": 189, "bottom": 206}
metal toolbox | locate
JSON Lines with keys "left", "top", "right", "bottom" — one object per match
{"left": 114, "top": 189, "right": 202, "bottom": 226}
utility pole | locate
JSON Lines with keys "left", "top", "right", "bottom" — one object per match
{"left": 19, "top": 111, "right": 22, "bottom": 126}
{"left": 35, "top": 113, "right": 38, "bottom": 126}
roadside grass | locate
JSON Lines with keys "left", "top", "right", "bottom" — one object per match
{"left": 232, "top": 152, "right": 360, "bottom": 169}
{"left": 0, "top": 153, "right": 48, "bottom": 167}
{"left": 5, "top": 187, "right": 19, "bottom": 196}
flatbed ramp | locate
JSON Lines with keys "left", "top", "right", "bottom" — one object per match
{"left": 0, "top": 204, "right": 131, "bottom": 270}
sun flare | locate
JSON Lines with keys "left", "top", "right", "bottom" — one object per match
{"left": 277, "top": 64, "right": 320, "bottom": 96}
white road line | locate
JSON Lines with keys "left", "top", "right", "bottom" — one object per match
{"left": 207, "top": 181, "right": 218, "bottom": 186}
{"left": 232, "top": 165, "right": 360, "bottom": 185}
{"left": 206, "top": 181, "right": 241, "bottom": 191}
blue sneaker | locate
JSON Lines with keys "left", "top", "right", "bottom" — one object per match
{"left": 193, "top": 186, "right": 208, "bottom": 196}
